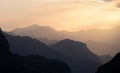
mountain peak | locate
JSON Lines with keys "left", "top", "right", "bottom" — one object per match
{"left": 56, "top": 39, "right": 86, "bottom": 46}
{"left": 28, "top": 24, "right": 53, "bottom": 29}
{"left": 15, "top": 24, "right": 57, "bottom": 32}
{"left": 13, "top": 24, "right": 55, "bottom": 31}
{"left": 11, "top": 24, "right": 63, "bottom": 40}
{"left": 50, "top": 38, "right": 101, "bottom": 68}
{"left": 29, "top": 24, "right": 40, "bottom": 28}
{"left": 50, "top": 39, "right": 91, "bottom": 54}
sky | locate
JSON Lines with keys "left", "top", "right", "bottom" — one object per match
{"left": 0, "top": 0, "right": 120, "bottom": 31}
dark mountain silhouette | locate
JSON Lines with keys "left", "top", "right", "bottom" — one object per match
{"left": 5, "top": 30, "right": 102, "bottom": 73}
{"left": 0, "top": 28, "right": 71, "bottom": 73}
{"left": 0, "top": 28, "right": 15, "bottom": 73}
{"left": 96, "top": 52, "right": 120, "bottom": 73}
{"left": 4, "top": 32, "right": 62, "bottom": 59}
{"left": 50, "top": 39, "right": 101, "bottom": 73}
{"left": 50, "top": 39, "right": 100, "bottom": 61}
{"left": 11, "top": 24, "right": 64, "bottom": 40}
{"left": 5, "top": 31, "right": 73, "bottom": 65}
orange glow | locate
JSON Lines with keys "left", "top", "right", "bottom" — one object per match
{"left": 0, "top": 0, "right": 120, "bottom": 31}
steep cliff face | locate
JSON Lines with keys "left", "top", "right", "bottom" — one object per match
{"left": 96, "top": 53, "right": 120, "bottom": 73}
{"left": 0, "top": 28, "right": 71, "bottom": 73}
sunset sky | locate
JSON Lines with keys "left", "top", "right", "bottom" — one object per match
{"left": 0, "top": 0, "right": 120, "bottom": 31}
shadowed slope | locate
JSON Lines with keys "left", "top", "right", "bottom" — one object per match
{"left": 96, "top": 53, "right": 120, "bottom": 73}
{"left": 0, "top": 28, "right": 71, "bottom": 73}
{"left": 50, "top": 39, "right": 101, "bottom": 73}
{"left": 4, "top": 32, "right": 62, "bottom": 59}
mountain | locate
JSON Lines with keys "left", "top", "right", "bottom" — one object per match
{"left": 0, "top": 28, "right": 71, "bottom": 73}
{"left": 11, "top": 24, "right": 64, "bottom": 40}
{"left": 50, "top": 39, "right": 101, "bottom": 73}
{"left": 96, "top": 53, "right": 120, "bottom": 73}
{"left": 50, "top": 39, "right": 100, "bottom": 61}
{"left": 5, "top": 30, "right": 62, "bottom": 59}
{"left": 10, "top": 25, "right": 120, "bottom": 56}
{"left": 37, "top": 37, "right": 58, "bottom": 45}
{"left": 4, "top": 30, "right": 102, "bottom": 73}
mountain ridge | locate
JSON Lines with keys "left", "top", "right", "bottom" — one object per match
{"left": 50, "top": 39, "right": 101, "bottom": 73}
{"left": 0, "top": 28, "right": 71, "bottom": 73}
{"left": 4, "top": 30, "right": 102, "bottom": 73}
{"left": 11, "top": 24, "right": 63, "bottom": 40}
{"left": 10, "top": 24, "right": 120, "bottom": 56}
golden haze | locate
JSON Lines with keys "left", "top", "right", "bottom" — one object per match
{"left": 0, "top": 0, "right": 120, "bottom": 31}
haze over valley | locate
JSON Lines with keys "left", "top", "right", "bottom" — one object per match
{"left": 1, "top": 0, "right": 120, "bottom": 31}
{"left": 0, "top": 0, "right": 120, "bottom": 73}
{"left": 9, "top": 24, "right": 120, "bottom": 56}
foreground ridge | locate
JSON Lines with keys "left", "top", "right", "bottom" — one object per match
{"left": 96, "top": 52, "right": 120, "bottom": 73}
{"left": 0, "top": 28, "right": 71, "bottom": 73}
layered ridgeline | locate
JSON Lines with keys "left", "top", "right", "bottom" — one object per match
{"left": 0, "top": 28, "right": 71, "bottom": 73}
{"left": 5, "top": 30, "right": 101, "bottom": 73}
{"left": 10, "top": 24, "right": 120, "bottom": 56}
{"left": 5, "top": 32, "right": 62, "bottom": 58}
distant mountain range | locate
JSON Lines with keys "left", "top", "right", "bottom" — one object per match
{"left": 5, "top": 30, "right": 101, "bottom": 73}
{"left": 9, "top": 24, "right": 120, "bottom": 56}
{"left": 1, "top": 27, "right": 119, "bottom": 73}
{"left": 11, "top": 24, "right": 64, "bottom": 40}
